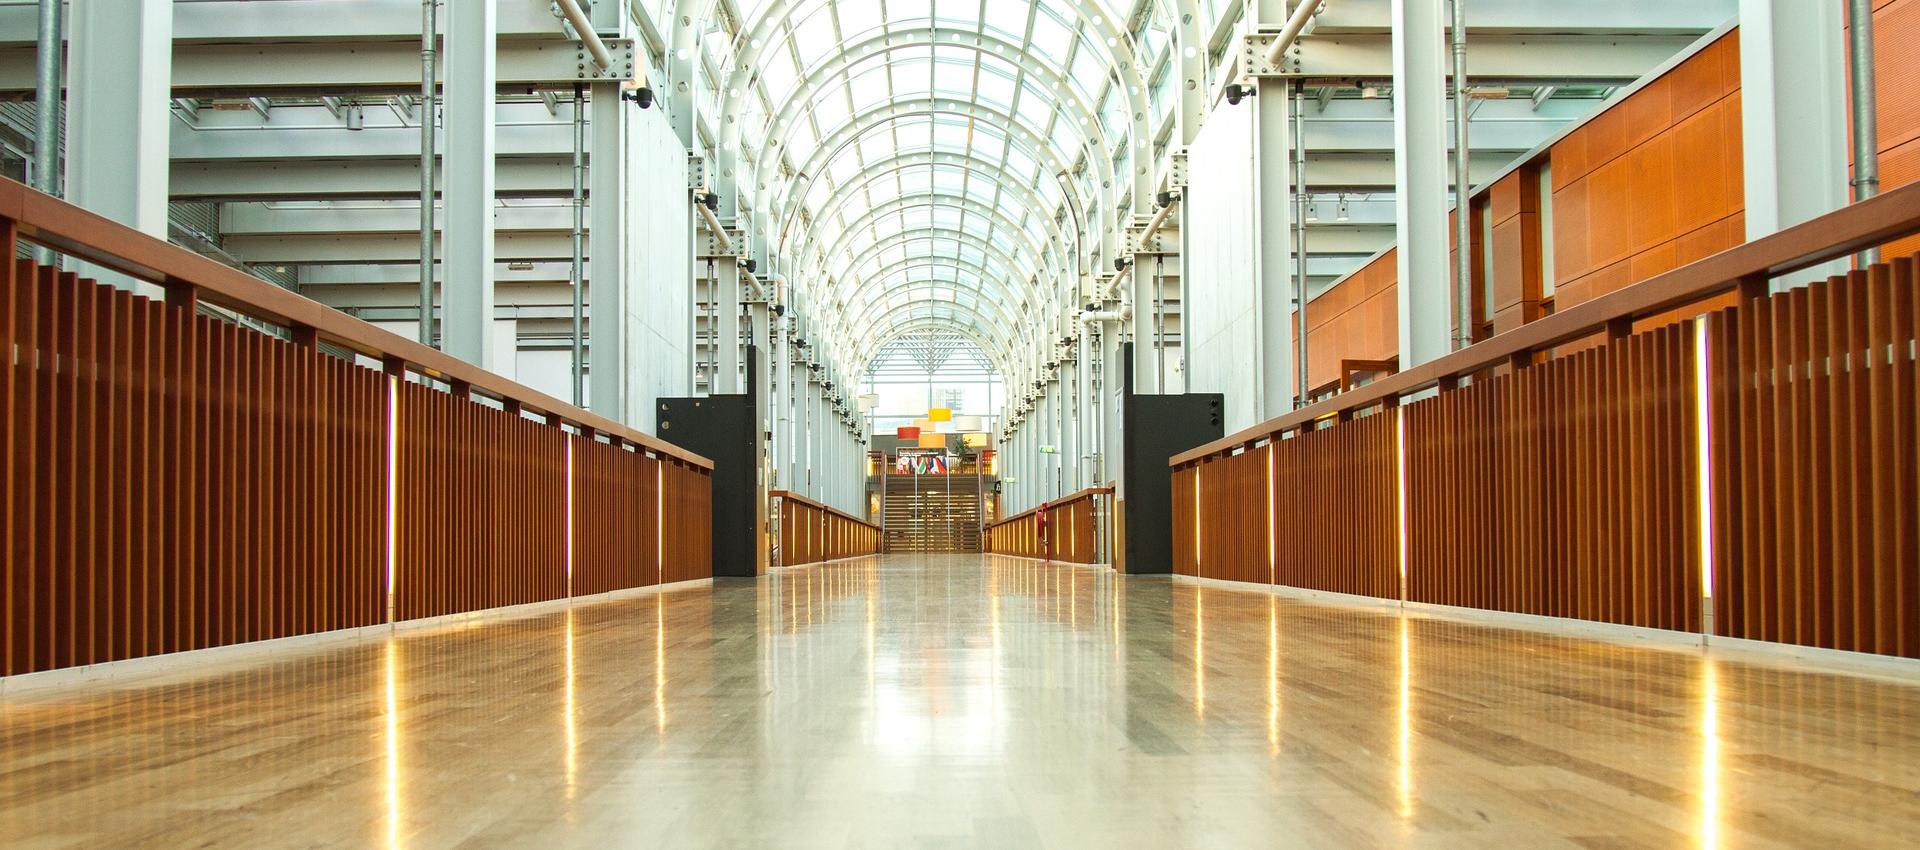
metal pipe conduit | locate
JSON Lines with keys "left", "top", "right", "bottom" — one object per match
{"left": 1848, "top": 0, "right": 1881, "bottom": 267}
{"left": 1262, "top": 0, "right": 1328, "bottom": 72}
{"left": 31, "top": 0, "right": 60, "bottom": 265}
{"left": 418, "top": 0, "right": 437, "bottom": 348}
{"left": 554, "top": 0, "right": 616, "bottom": 72}
{"left": 1452, "top": 0, "right": 1474, "bottom": 350}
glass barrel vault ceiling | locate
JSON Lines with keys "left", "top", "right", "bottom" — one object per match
{"left": 715, "top": 0, "right": 1157, "bottom": 376}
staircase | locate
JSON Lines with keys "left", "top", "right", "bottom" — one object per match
{"left": 881, "top": 473, "right": 984, "bottom": 552}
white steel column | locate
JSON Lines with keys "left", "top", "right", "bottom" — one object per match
{"left": 1392, "top": 0, "right": 1452, "bottom": 368}
{"left": 1255, "top": 77, "right": 1299, "bottom": 417}
{"left": 440, "top": 0, "right": 496, "bottom": 366}
{"left": 715, "top": 259, "right": 741, "bottom": 393}
{"left": 67, "top": 0, "right": 171, "bottom": 289}
{"left": 1739, "top": 0, "right": 1848, "bottom": 284}
{"left": 588, "top": 84, "right": 628, "bottom": 420}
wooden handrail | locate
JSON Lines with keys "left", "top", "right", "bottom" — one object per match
{"left": 769, "top": 489, "right": 879, "bottom": 530}
{"left": 0, "top": 178, "right": 710, "bottom": 469}
{"left": 987, "top": 485, "right": 1114, "bottom": 529}
{"left": 1172, "top": 180, "right": 1920, "bottom": 467}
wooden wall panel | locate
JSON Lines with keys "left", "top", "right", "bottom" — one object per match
{"left": 1405, "top": 323, "right": 1700, "bottom": 630}
{"left": 1710, "top": 258, "right": 1920, "bottom": 657}
{"left": 3, "top": 261, "right": 387, "bottom": 676}
{"left": 1552, "top": 32, "right": 1743, "bottom": 319}
{"left": 1872, "top": 0, "right": 1920, "bottom": 258}
{"left": 1301, "top": 249, "right": 1399, "bottom": 391}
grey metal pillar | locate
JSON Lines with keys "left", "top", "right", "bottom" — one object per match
{"left": 715, "top": 260, "right": 741, "bottom": 393}
{"left": 1392, "top": 0, "right": 1452, "bottom": 368}
{"left": 1740, "top": 0, "right": 1848, "bottom": 288}
{"left": 588, "top": 83, "right": 627, "bottom": 420}
{"left": 417, "top": 0, "right": 438, "bottom": 346}
{"left": 1255, "top": 77, "right": 1298, "bottom": 418}
{"left": 67, "top": 0, "right": 171, "bottom": 289}
{"left": 440, "top": 0, "right": 496, "bottom": 366}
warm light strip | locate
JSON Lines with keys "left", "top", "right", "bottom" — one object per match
{"left": 385, "top": 376, "right": 400, "bottom": 619}
{"left": 1396, "top": 618, "right": 1413, "bottom": 819}
{"left": 564, "top": 610, "right": 577, "bottom": 797}
{"left": 1693, "top": 318, "right": 1715, "bottom": 605}
{"left": 382, "top": 640, "right": 403, "bottom": 850}
{"left": 1267, "top": 595, "right": 1280, "bottom": 757}
{"left": 1193, "top": 588, "right": 1206, "bottom": 719}
{"left": 1395, "top": 408, "right": 1409, "bottom": 604}
{"left": 1699, "top": 659, "right": 1722, "bottom": 848}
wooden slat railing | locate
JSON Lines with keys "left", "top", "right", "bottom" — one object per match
{"left": 1171, "top": 181, "right": 1920, "bottom": 658}
{"left": 1, "top": 178, "right": 712, "bottom": 677}
{"left": 771, "top": 490, "right": 880, "bottom": 566}
{"left": 985, "top": 485, "right": 1114, "bottom": 564}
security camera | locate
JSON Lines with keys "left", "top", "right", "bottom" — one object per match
{"left": 702, "top": 192, "right": 720, "bottom": 212}
{"left": 1113, "top": 257, "right": 1129, "bottom": 273}
{"left": 743, "top": 258, "right": 758, "bottom": 274}
{"left": 627, "top": 87, "right": 655, "bottom": 109}
{"left": 1225, "top": 83, "right": 1252, "bottom": 106}
{"left": 1155, "top": 190, "right": 1173, "bottom": 209}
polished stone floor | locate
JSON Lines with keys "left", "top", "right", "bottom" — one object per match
{"left": 4, "top": 554, "right": 1919, "bottom": 848}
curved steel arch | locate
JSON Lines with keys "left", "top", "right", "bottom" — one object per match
{"left": 820, "top": 216, "right": 1055, "bottom": 298}
{"left": 786, "top": 142, "right": 1073, "bottom": 269}
{"left": 830, "top": 231, "right": 1038, "bottom": 318}
{"left": 787, "top": 140, "right": 1075, "bottom": 257}
{"left": 840, "top": 253, "right": 1029, "bottom": 326}
{"left": 714, "top": 0, "right": 1153, "bottom": 216}
{"left": 807, "top": 191, "right": 1062, "bottom": 272}
{"left": 746, "top": 28, "right": 1119, "bottom": 202}
{"left": 772, "top": 102, "right": 1094, "bottom": 261}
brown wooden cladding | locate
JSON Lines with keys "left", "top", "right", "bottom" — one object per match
{"left": 394, "top": 382, "right": 568, "bottom": 620}
{"left": 1406, "top": 323, "right": 1700, "bottom": 631}
{"left": 659, "top": 460, "right": 713, "bottom": 585}
{"left": 4, "top": 259, "right": 387, "bottom": 676}
{"left": 1708, "top": 260, "right": 1920, "bottom": 657}
{"left": 571, "top": 438, "right": 662, "bottom": 595}
{"left": 983, "top": 487, "right": 1109, "bottom": 564}
{"left": 775, "top": 492, "right": 880, "bottom": 566}
{"left": 1193, "top": 445, "right": 1268, "bottom": 584}
{"left": 1283, "top": 413, "right": 1401, "bottom": 599}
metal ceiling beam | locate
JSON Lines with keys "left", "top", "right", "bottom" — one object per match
{"left": 169, "top": 158, "right": 574, "bottom": 201}
{"left": 1290, "top": 33, "right": 1700, "bottom": 81}
{"left": 1304, "top": 0, "right": 1734, "bottom": 35}
{"left": 0, "top": 39, "right": 632, "bottom": 96}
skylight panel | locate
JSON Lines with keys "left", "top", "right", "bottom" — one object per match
{"left": 833, "top": 0, "right": 885, "bottom": 36}
{"left": 932, "top": 57, "right": 974, "bottom": 97}
{"left": 812, "top": 94, "right": 851, "bottom": 133}
{"left": 1029, "top": 11, "right": 1072, "bottom": 59}
{"left": 980, "top": 0, "right": 1032, "bottom": 42}
{"left": 849, "top": 65, "right": 890, "bottom": 112}
{"left": 791, "top": 10, "right": 837, "bottom": 68}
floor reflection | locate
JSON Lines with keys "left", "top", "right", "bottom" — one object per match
{"left": 3, "top": 554, "right": 1918, "bottom": 847}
